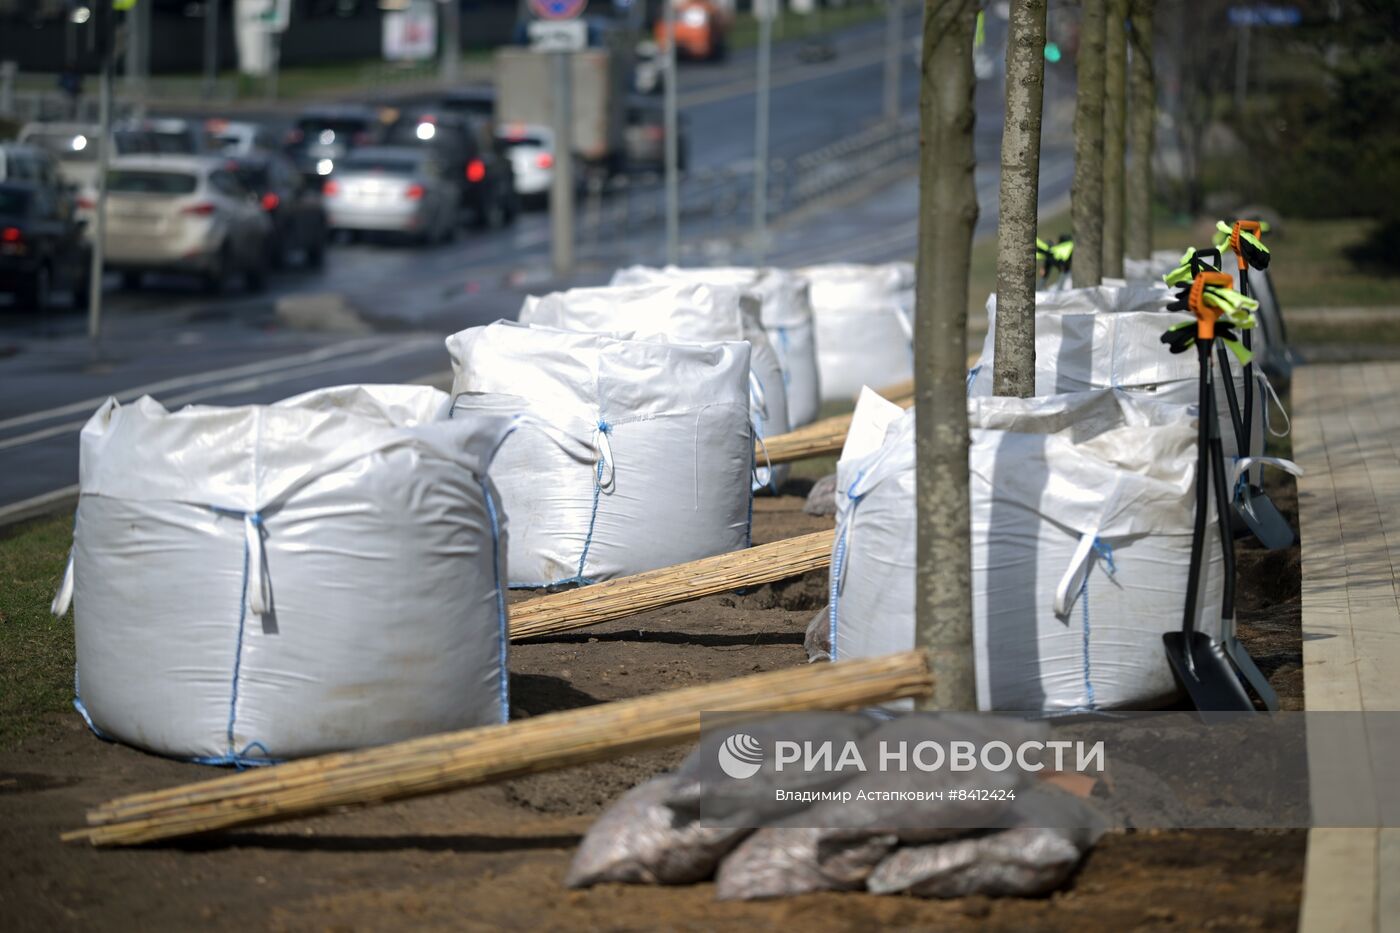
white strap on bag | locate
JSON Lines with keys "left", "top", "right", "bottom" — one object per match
{"left": 748, "top": 371, "right": 769, "bottom": 422}
{"left": 594, "top": 422, "right": 616, "bottom": 491}
{"left": 51, "top": 553, "right": 75, "bottom": 617}
{"left": 1230, "top": 456, "right": 1303, "bottom": 490}
{"left": 244, "top": 513, "right": 270, "bottom": 618}
{"left": 1053, "top": 530, "right": 1101, "bottom": 619}
{"left": 892, "top": 305, "right": 915, "bottom": 343}
{"left": 1259, "top": 373, "right": 1292, "bottom": 437}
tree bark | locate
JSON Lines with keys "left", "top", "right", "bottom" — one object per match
{"left": 1126, "top": 0, "right": 1155, "bottom": 260}
{"left": 1102, "top": 0, "right": 1128, "bottom": 278}
{"left": 1071, "top": 0, "right": 1107, "bottom": 286}
{"left": 992, "top": 0, "right": 1047, "bottom": 399}
{"left": 914, "top": 0, "right": 979, "bottom": 712}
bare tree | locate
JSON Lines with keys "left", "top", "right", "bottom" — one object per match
{"left": 1102, "top": 0, "right": 1128, "bottom": 277}
{"left": 1126, "top": 0, "right": 1156, "bottom": 260}
{"left": 993, "top": 0, "right": 1048, "bottom": 399}
{"left": 915, "top": 0, "right": 979, "bottom": 712}
{"left": 1071, "top": 0, "right": 1107, "bottom": 286}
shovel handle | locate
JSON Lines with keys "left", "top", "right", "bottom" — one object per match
{"left": 1188, "top": 271, "right": 1232, "bottom": 340}
{"left": 1189, "top": 246, "right": 1222, "bottom": 277}
{"left": 1230, "top": 220, "right": 1263, "bottom": 270}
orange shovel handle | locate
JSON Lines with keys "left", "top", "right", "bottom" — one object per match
{"left": 1230, "top": 220, "right": 1262, "bottom": 271}
{"left": 1188, "top": 271, "right": 1232, "bottom": 340}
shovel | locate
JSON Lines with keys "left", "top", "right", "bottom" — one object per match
{"left": 1162, "top": 272, "right": 1259, "bottom": 712}
{"left": 1224, "top": 222, "right": 1295, "bottom": 551}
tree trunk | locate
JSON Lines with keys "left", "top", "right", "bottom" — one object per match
{"left": 1071, "top": 0, "right": 1107, "bottom": 286}
{"left": 1102, "top": 0, "right": 1128, "bottom": 278}
{"left": 1126, "top": 0, "right": 1155, "bottom": 260}
{"left": 992, "top": 0, "right": 1047, "bottom": 399}
{"left": 914, "top": 0, "right": 979, "bottom": 712}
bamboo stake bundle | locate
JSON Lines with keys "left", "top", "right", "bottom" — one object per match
{"left": 755, "top": 380, "right": 915, "bottom": 465}
{"left": 509, "top": 529, "right": 835, "bottom": 641}
{"left": 66, "top": 651, "right": 933, "bottom": 847}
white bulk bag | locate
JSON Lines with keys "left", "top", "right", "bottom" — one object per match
{"left": 1123, "top": 249, "right": 1188, "bottom": 282}
{"left": 611, "top": 265, "right": 822, "bottom": 428}
{"left": 521, "top": 281, "right": 790, "bottom": 490}
{"left": 829, "top": 388, "right": 1225, "bottom": 712}
{"left": 797, "top": 263, "right": 915, "bottom": 403}
{"left": 968, "top": 295, "right": 1263, "bottom": 464}
{"left": 447, "top": 321, "right": 753, "bottom": 587}
{"left": 54, "top": 384, "right": 513, "bottom": 764}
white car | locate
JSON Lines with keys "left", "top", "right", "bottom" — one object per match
{"left": 322, "top": 146, "right": 461, "bottom": 244}
{"left": 79, "top": 155, "right": 272, "bottom": 293}
{"left": 495, "top": 124, "right": 555, "bottom": 201}
{"left": 203, "top": 119, "right": 280, "bottom": 156}
{"left": 17, "top": 122, "right": 107, "bottom": 189}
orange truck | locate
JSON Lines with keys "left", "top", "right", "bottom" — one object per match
{"left": 656, "top": 0, "right": 731, "bottom": 61}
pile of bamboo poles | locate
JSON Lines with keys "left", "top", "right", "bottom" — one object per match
{"left": 510, "top": 529, "right": 835, "bottom": 641}
{"left": 64, "top": 651, "right": 933, "bottom": 847}
{"left": 757, "top": 382, "right": 914, "bottom": 465}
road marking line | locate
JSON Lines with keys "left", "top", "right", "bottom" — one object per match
{"left": 0, "top": 335, "right": 392, "bottom": 434}
{"left": 0, "top": 338, "right": 440, "bottom": 453}
{"left": 0, "top": 484, "right": 79, "bottom": 528}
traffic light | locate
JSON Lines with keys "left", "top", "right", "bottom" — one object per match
{"left": 1044, "top": 42, "right": 1062, "bottom": 62}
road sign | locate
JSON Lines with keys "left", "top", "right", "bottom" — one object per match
{"left": 1227, "top": 5, "right": 1302, "bottom": 27}
{"left": 529, "top": 19, "right": 587, "bottom": 52}
{"left": 529, "top": 0, "right": 587, "bottom": 21}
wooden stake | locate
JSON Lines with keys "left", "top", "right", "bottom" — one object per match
{"left": 67, "top": 651, "right": 933, "bottom": 847}
{"left": 509, "top": 529, "right": 835, "bottom": 640}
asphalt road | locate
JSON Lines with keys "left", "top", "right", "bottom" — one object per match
{"left": 0, "top": 11, "right": 1077, "bottom": 516}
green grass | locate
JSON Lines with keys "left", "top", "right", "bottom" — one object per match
{"left": 0, "top": 514, "right": 76, "bottom": 749}
{"left": 729, "top": 2, "right": 887, "bottom": 53}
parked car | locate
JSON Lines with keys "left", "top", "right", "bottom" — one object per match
{"left": 382, "top": 109, "right": 517, "bottom": 228}
{"left": 285, "top": 105, "right": 383, "bottom": 181}
{"left": 224, "top": 152, "right": 327, "bottom": 268}
{"left": 494, "top": 122, "right": 554, "bottom": 204}
{"left": 322, "top": 146, "right": 461, "bottom": 244}
{"left": 16, "top": 122, "right": 107, "bottom": 189}
{"left": 623, "top": 102, "right": 688, "bottom": 173}
{"left": 204, "top": 119, "right": 281, "bottom": 156}
{"left": 0, "top": 180, "right": 89, "bottom": 312}
{"left": 80, "top": 156, "right": 271, "bottom": 293}
{"left": 656, "top": 0, "right": 730, "bottom": 61}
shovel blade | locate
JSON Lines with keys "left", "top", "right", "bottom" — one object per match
{"left": 1222, "top": 634, "right": 1281, "bottom": 711}
{"left": 1163, "top": 631, "right": 1255, "bottom": 711}
{"left": 1237, "top": 485, "right": 1296, "bottom": 551}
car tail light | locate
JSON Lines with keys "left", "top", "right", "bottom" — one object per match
{"left": 466, "top": 159, "right": 486, "bottom": 183}
{"left": 260, "top": 192, "right": 280, "bottom": 211}
{"left": 181, "top": 203, "right": 217, "bottom": 217}
{"left": 322, "top": 179, "right": 340, "bottom": 196}
{"left": 405, "top": 183, "right": 425, "bottom": 200}
{"left": 1, "top": 226, "right": 21, "bottom": 242}
{"left": 285, "top": 128, "right": 303, "bottom": 145}
{"left": 537, "top": 152, "right": 554, "bottom": 169}
{"left": 76, "top": 196, "right": 95, "bottom": 210}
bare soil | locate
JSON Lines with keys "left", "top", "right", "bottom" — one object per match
{"left": 0, "top": 482, "right": 1304, "bottom": 932}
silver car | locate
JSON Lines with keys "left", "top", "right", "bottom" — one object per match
{"left": 322, "top": 146, "right": 460, "bottom": 243}
{"left": 495, "top": 123, "right": 554, "bottom": 202}
{"left": 82, "top": 155, "right": 272, "bottom": 293}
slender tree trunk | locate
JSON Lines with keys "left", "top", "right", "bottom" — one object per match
{"left": 1126, "top": 0, "right": 1155, "bottom": 260}
{"left": 1102, "top": 0, "right": 1127, "bottom": 278}
{"left": 914, "top": 0, "right": 979, "bottom": 712}
{"left": 1071, "top": 0, "right": 1107, "bottom": 286}
{"left": 993, "top": 0, "right": 1047, "bottom": 398}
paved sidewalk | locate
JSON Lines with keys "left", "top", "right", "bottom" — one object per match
{"left": 1293, "top": 362, "right": 1400, "bottom": 933}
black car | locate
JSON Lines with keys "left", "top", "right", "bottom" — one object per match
{"left": 285, "top": 105, "right": 383, "bottom": 182}
{"left": 225, "top": 153, "right": 327, "bottom": 269}
{"left": 382, "top": 110, "right": 517, "bottom": 229}
{"left": 0, "top": 180, "right": 88, "bottom": 311}
{"left": 438, "top": 87, "right": 496, "bottom": 125}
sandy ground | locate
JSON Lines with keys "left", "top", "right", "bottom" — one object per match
{"left": 0, "top": 476, "right": 1304, "bottom": 932}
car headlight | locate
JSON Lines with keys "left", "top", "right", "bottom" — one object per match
{"left": 681, "top": 7, "right": 708, "bottom": 27}
{"left": 316, "top": 158, "right": 334, "bottom": 176}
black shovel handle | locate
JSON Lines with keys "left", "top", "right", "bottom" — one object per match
{"left": 1190, "top": 247, "right": 1223, "bottom": 277}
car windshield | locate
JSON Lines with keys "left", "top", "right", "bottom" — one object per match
{"left": 107, "top": 170, "right": 199, "bottom": 194}
{"left": 24, "top": 132, "right": 97, "bottom": 161}
{"left": 0, "top": 186, "right": 31, "bottom": 215}
{"left": 230, "top": 165, "right": 271, "bottom": 192}
{"left": 340, "top": 156, "right": 418, "bottom": 176}
{"left": 296, "top": 120, "right": 369, "bottom": 144}
{"left": 115, "top": 130, "right": 196, "bottom": 155}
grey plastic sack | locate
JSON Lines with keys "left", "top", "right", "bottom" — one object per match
{"left": 714, "top": 826, "right": 897, "bottom": 901}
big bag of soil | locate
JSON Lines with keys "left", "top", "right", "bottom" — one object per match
{"left": 609, "top": 265, "right": 822, "bottom": 428}
{"left": 447, "top": 321, "right": 753, "bottom": 587}
{"left": 520, "top": 280, "right": 791, "bottom": 491}
{"left": 54, "top": 385, "right": 514, "bottom": 764}
{"left": 828, "top": 388, "right": 1226, "bottom": 712}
